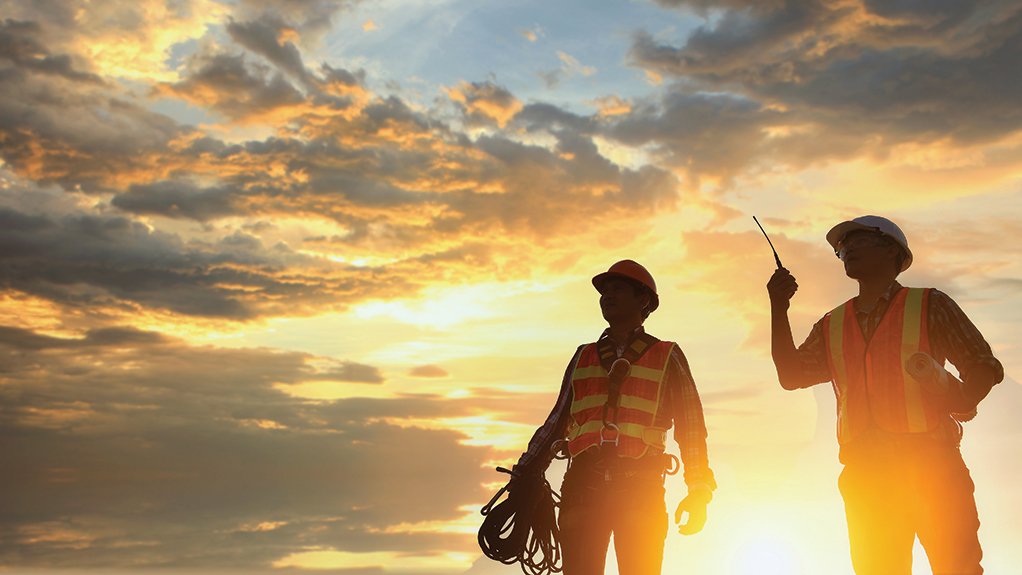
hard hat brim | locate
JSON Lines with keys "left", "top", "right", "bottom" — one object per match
{"left": 592, "top": 272, "right": 660, "bottom": 313}
{"left": 826, "top": 220, "right": 913, "bottom": 272}
{"left": 826, "top": 221, "right": 877, "bottom": 251}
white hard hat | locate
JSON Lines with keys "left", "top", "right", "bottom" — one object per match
{"left": 826, "top": 215, "right": 913, "bottom": 272}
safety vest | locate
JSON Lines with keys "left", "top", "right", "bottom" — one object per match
{"left": 565, "top": 340, "right": 674, "bottom": 458}
{"left": 823, "top": 287, "right": 945, "bottom": 444}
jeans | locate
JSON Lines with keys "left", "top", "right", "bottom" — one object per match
{"left": 558, "top": 455, "right": 669, "bottom": 575}
{"left": 839, "top": 444, "right": 982, "bottom": 575}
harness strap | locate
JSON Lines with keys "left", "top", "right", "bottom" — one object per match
{"left": 596, "top": 331, "right": 660, "bottom": 425}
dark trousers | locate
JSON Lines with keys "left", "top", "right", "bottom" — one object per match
{"left": 839, "top": 444, "right": 982, "bottom": 575}
{"left": 558, "top": 457, "right": 668, "bottom": 575}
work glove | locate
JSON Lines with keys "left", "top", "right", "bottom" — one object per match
{"left": 675, "top": 489, "right": 711, "bottom": 535}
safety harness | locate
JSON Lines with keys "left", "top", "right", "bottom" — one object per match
{"left": 478, "top": 333, "right": 678, "bottom": 574}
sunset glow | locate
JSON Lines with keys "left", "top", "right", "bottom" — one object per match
{"left": 1, "top": 1, "right": 1020, "bottom": 575}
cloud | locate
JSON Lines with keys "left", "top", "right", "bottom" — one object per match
{"left": 446, "top": 80, "right": 524, "bottom": 128}
{"left": 0, "top": 65, "right": 185, "bottom": 191}
{"left": 408, "top": 365, "right": 449, "bottom": 378}
{"left": 0, "top": 8, "right": 689, "bottom": 311}
{"left": 538, "top": 50, "right": 598, "bottom": 88}
{"left": 155, "top": 51, "right": 308, "bottom": 122}
{"left": 592, "top": 95, "right": 632, "bottom": 117}
{"left": 628, "top": 1, "right": 1022, "bottom": 165}
{"left": 0, "top": 325, "right": 486, "bottom": 568}
{"left": 519, "top": 26, "right": 542, "bottom": 42}
{"left": 111, "top": 180, "right": 242, "bottom": 221}
{"left": 0, "top": 19, "right": 104, "bottom": 83}
{"left": 226, "top": 16, "right": 310, "bottom": 83}
{"left": 233, "top": 0, "right": 362, "bottom": 46}
{"left": 320, "top": 361, "right": 385, "bottom": 383}
{"left": 0, "top": 205, "right": 420, "bottom": 320}
{"left": 605, "top": 90, "right": 781, "bottom": 182}
{"left": 0, "top": 0, "right": 227, "bottom": 81}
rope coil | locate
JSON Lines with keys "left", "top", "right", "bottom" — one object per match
{"left": 478, "top": 466, "right": 563, "bottom": 575}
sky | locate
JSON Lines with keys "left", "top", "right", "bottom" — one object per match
{"left": 0, "top": 0, "right": 1020, "bottom": 574}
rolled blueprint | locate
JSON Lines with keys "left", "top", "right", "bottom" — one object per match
{"left": 905, "top": 352, "right": 977, "bottom": 422}
{"left": 906, "top": 352, "right": 951, "bottom": 394}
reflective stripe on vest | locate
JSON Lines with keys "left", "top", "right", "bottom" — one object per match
{"left": 823, "top": 287, "right": 941, "bottom": 443}
{"left": 565, "top": 340, "right": 674, "bottom": 458}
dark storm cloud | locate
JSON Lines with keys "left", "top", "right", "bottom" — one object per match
{"left": 156, "top": 52, "right": 307, "bottom": 120}
{"left": 111, "top": 180, "right": 242, "bottom": 221}
{"left": 630, "top": 0, "right": 1022, "bottom": 153}
{"left": 0, "top": 19, "right": 103, "bottom": 83}
{"left": 0, "top": 206, "right": 419, "bottom": 320}
{"left": 0, "top": 325, "right": 166, "bottom": 350}
{"left": 0, "top": 68, "right": 184, "bottom": 191}
{"left": 226, "top": 16, "right": 309, "bottom": 82}
{"left": 635, "top": 1, "right": 836, "bottom": 77}
{"left": 235, "top": 0, "right": 363, "bottom": 45}
{"left": 606, "top": 91, "right": 780, "bottom": 177}
{"left": 0, "top": 326, "right": 486, "bottom": 568}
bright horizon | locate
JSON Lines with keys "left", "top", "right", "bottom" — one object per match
{"left": 1, "top": 1, "right": 1020, "bottom": 574}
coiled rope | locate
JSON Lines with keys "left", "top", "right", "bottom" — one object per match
{"left": 478, "top": 466, "right": 562, "bottom": 575}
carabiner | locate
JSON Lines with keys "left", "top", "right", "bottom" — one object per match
{"left": 663, "top": 453, "right": 680, "bottom": 476}
{"left": 599, "top": 422, "right": 620, "bottom": 447}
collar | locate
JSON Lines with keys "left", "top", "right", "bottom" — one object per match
{"left": 854, "top": 281, "right": 903, "bottom": 315}
{"left": 598, "top": 325, "right": 645, "bottom": 346}
{"left": 595, "top": 326, "right": 659, "bottom": 373}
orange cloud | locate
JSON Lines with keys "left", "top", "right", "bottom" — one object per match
{"left": 446, "top": 81, "right": 524, "bottom": 128}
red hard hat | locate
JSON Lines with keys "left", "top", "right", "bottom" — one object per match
{"left": 592, "top": 260, "right": 659, "bottom": 313}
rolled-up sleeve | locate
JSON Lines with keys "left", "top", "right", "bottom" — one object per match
{"left": 514, "top": 346, "right": 582, "bottom": 474}
{"left": 795, "top": 318, "right": 836, "bottom": 387}
{"left": 667, "top": 345, "right": 717, "bottom": 494}
{"left": 929, "top": 289, "right": 1004, "bottom": 386}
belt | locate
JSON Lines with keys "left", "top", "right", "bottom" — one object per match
{"left": 841, "top": 427, "right": 962, "bottom": 465}
{"left": 567, "top": 451, "right": 676, "bottom": 483}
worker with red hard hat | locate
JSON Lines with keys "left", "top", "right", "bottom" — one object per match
{"left": 514, "top": 259, "right": 715, "bottom": 574}
{"left": 767, "top": 215, "right": 1003, "bottom": 574}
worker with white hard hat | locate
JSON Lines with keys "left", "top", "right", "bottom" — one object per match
{"left": 766, "top": 215, "right": 1003, "bottom": 575}
{"left": 509, "top": 259, "right": 716, "bottom": 574}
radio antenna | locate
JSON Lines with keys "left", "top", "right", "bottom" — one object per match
{"left": 753, "top": 216, "right": 783, "bottom": 269}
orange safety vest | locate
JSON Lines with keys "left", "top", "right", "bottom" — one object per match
{"left": 565, "top": 340, "right": 674, "bottom": 458}
{"left": 823, "top": 287, "right": 945, "bottom": 444}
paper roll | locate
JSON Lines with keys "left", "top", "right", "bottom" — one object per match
{"left": 905, "top": 352, "right": 977, "bottom": 422}
{"left": 906, "top": 352, "right": 949, "bottom": 394}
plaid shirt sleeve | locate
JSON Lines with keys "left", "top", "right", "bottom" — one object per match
{"left": 514, "top": 346, "right": 583, "bottom": 474}
{"left": 928, "top": 289, "right": 1004, "bottom": 385}
{"left": 794, "top": 317, "right": 835, "bottom": 387}
{"left": 666, "top": 345, "right": 717, "bottom": 494}
{"left": 795, "top": 290, "right": 1004, "bottom": 390}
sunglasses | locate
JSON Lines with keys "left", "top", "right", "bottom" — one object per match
{"left": 835, "top": 232, "right": 889, "bottom": 260}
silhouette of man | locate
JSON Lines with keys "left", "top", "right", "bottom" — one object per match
{"left": 514, "top": 260, "right": 715, "bottom": 575}
{"left": 767, "top": 216, "right": 1003, "bottom": 575}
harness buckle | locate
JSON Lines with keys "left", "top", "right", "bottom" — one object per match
{"left": 599, "top": 422, "right": 620, "bottom": 447}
